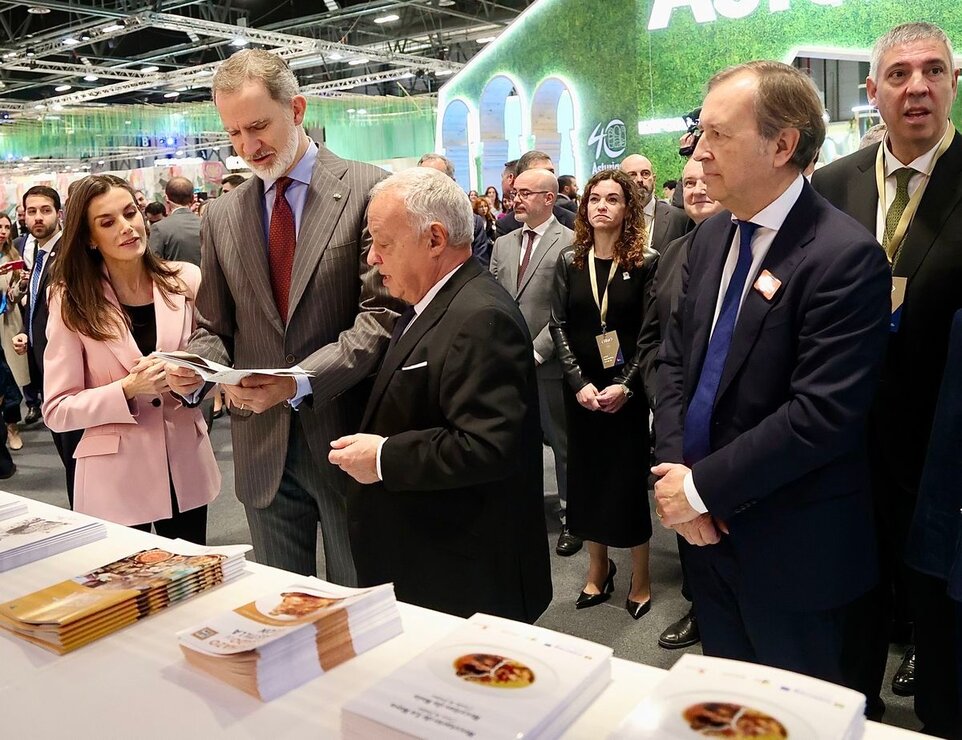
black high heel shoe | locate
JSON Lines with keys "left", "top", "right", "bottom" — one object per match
{"left": 576, "top": 559, "right": 616, "bottom": 609}
{"left": 625, "top": 571, "right": 651, "bottom": 619}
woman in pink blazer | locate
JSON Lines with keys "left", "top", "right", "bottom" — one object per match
{"left": 42, "top": 175, "right": 220, "bottom": 543}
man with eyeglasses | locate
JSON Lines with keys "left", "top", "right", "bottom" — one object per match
{"left": 491, "top": 168, "right": 579, "bottom": 557}
{"left": 496, "top": 150, "right": 576, "bottom": 237}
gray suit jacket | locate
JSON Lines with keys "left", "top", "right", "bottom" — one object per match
{"left": 190, "top": 146, "right": 398, "bottom": 508}
{"left": 149, "top": 207, "right": 202, "bottom": 266}
{"left": 490, "top": 219, "right": 574, "bottom": 380}
{"left": 651, "top": 200, "right": 690, "bottom": 254}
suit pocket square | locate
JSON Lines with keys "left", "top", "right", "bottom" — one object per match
{"left": 401, "top": 361, "right": 428, "bottom": 371}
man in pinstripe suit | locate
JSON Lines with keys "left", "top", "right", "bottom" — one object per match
{"left": 167, "top": 50, "right": 398, "bottom": 584}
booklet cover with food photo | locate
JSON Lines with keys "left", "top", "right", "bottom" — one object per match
{"left": 342, "top": 613, "right": 613, "bottom": 739}
{"left": 178, "top": 579, "right": 401, "bottom": 701}
{"left": 610, "top": 653, "right": 866, "bottom": 740}
{"left": 0, "top": 541, "right": 250, "bottom": 654}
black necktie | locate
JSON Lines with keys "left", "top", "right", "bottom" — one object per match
{"left": 387, "top": 306, "right": 416, "bottom": 352}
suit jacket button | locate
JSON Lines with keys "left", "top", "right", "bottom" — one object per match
{"left": 285, "top": 354, "right": 295, "bottom": 364}
{"left": 151, "top": 398, "right": 161, "bottom": 407}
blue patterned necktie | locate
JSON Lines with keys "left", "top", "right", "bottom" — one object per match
{"left": 682, "top": 220, "right": 759, "bottom": 465}
{"left": 28, "top": 247, "right": 46, "bottom": 344}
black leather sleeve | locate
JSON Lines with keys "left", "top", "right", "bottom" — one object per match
{"left": 549, "top": 249, "right": 589, "bottom": 392}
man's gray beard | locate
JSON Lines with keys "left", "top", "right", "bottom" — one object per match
{"left": 250, "top": 126, "right": 299, "bottom": 181}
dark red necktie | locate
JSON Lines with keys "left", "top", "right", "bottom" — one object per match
{"left": 517, "top": 229, "right": 535, "bottom": 289}
{"left": 268, "top": 176, "right": 296, "bottom": 321}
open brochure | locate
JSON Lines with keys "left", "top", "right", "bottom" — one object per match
{"left": 610, "top": 653, "right": 866, "bottom": 740}
{"left": 151, "top": 351, "right": 313, "bottom": 386}
{"left": 178, "top": 579, "right": 402, "bottom": 701}
{"left": 0, "top": 541, "right": 250, "bottom": 654}
{"left": 342, "top": 613, "right": 613, "bottom": 739}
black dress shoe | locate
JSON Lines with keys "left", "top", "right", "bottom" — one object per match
{"left": 891, "top": 646, "right": 915, "bottom": 697}
{"left": 576, "top": 559, "right": 616, "bottom": 609}
{"left": 626, "top": 597, "right": 651, "bottom": 620}
{"left": 24, "top": 407, "right": 41, "bottom": 426}
{"left": 0, "top": 463, "right": 16, "bottom": 480}
{"left": 658, "top": 609, "right": 700, "bottom": 649}
{"left": 556, "top": 527, "right": 583, "bottom": 556}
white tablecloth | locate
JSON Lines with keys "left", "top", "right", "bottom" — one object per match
{"left": 0, "top": 497, "right": 920, "bottom": 738}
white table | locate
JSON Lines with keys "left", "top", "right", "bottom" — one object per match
{"left": 0, "top": 497, "right": 920, "bottom": 738}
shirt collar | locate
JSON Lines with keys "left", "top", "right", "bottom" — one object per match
{"left": 733, "top": 174, "right": 804, "bottom": 233}
{"left": 263, "top": 139, "right": 318, "bottom": 194}
{"left": 522, "top": 214, "right": 556, "bottom": 238}
{"left": 413, "top": 262, "right": 464, "bottom": 317}
{"left": 882, "top": 126, "right": 946, "bottom": 177}
{"left": 643, "top": 197, "right": 656, "bottom": 218}
{"left": 34, "top": 230, "right": 63, "bottom": 255}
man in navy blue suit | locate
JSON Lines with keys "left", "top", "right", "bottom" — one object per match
{"left": 652, "top": 60, "right": 891, "bottom": 683}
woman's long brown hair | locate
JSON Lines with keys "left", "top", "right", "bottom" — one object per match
{"left": 51, "top": 175, "right": 186, "bottom": 341}
{"left": 571, "top": 169, "right": 648, "bottom": 270}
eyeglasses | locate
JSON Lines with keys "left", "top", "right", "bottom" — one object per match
{"left": 514, "top": 189, "right": 550, "bottom": 200}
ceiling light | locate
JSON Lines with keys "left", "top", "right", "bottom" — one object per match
{"left": 52, "top": 104, "right": 64, "bottom": 111}
{"left": 176, "top": 86, "right": 188, "bottom": 92}
{"left": 141, "top": 65, "right": 159, "bottom": 73}
{"left": 164, "top": 91, "right": 179, "bottom": 98}
{"left": 124, "top": 120, "right": 131, "bottom": 125}
{"left": 397, "top": 72, "right": 413, "bottom": 79}
{"left": 348, "top": 58, "right": 369, "bottom": 66}
{"left": 25, "top": 48, "right": 35, "bottom": 58}
{"left": 230, "top": 37, "right": 249, "bottom": 47}
{"left": 27, "top": 6, "right": 51, "bottom": 14}
{"left": 346, "top": 108, "right": 356, "bottom": 113}
{"left": 63, "top": 38, "right": 80, "bottom": 46}
{"left": 1, "top": 52, "right": 15, "bottom": 59}
{"left": 435, "top": 69, "right": 454, "bottom": 77}
{"left": 373, "top": 13, "right": 399, "bottom": 24}
{"left": 324, "top": 0, "right": 339, "bottom": 9}
{"left": 98, "top": 160, "right": 105, "bottom": 165}
{"left": 81, "top": 35, "right": 90, "bottom": 41}
{"left": 476, "top": 36, "right": 496, "bottom": 44}
{"left": 187, "top": 31, "right": 200, "bottom": 43}
{"left": 327, "top": 53, "right": 344, "bottom": 61}
{"left": 84, "top": 74, "right": 99, "bottom": 82}
{"left": 54, "top": 84, "right": 72, "bottom": 92}
{"left": 22, "top": 156, "right": 30, "bottom": 161}
{"left": 32, "top": 104, "right": 43, "bottom": 110}
{"left": 101, "top": 24, "right": 123, "bottom": 33}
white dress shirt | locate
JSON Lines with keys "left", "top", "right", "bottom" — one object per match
{"left": 374, "top": 261, "right": 465, "bottom": 480}
{"left": 518, "top": 214, "right": 556, "bottom": 266}
{"left": 684, "top": 175, "right": 805, "bottom": 514}
{"left": 875, "top": 130, "right": 945, "bottom": 244}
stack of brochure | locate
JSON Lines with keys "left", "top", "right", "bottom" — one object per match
{"left": 178, "top": 580, "right": 401, "bottom": 701}
{"left": 0, "top": 506, "right": 106, "bottom": 573}
{"left": 0, "top": 491, "right": 28, "bottom": 520}
{"left": 610, "top": 653, "right": 866, "bottom": 740}
{"left": 342, "top": 613, "right": 613, "bottom": 739}
{"left": 0, "top": 541, "right": 250, "bottom": 654}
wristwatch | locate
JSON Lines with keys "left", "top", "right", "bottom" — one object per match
{"left": 620, "top": 383, "right": 633, "bottom": 399}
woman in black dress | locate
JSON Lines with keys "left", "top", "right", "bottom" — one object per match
{"left": 550, "top": 169, "right": 659, "bottom": 618}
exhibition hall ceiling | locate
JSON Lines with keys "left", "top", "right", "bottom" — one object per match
{"left": 0, "top": 0, "right": 531, "bottom": 112}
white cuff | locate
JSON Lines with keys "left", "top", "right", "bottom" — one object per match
{"left": 184, "top": 387, "right": 204, "bottom": 405}
{"left": 288, "top": 374, "right": 312, "bottom": 410}
{"left": 375, "top": 437, "right": 386, "bottom": 482}
{"left": 683, "top": 470, "right": 708, "bottom": 514}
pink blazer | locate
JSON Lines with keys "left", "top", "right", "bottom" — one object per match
{"left": 42, "top": 262, "right": 221, "bottom": 526}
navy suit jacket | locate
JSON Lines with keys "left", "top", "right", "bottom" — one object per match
{"left": 654, "top": 180, "right": 891, "bottom": 611}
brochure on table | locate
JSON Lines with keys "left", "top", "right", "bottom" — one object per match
{"left": 611, "top": 653, "right": 866, "bottom": 740}
{"left": 343, "top": 612, "right": 613, "bottom": 739}
{"left": 0, "top": 502, "right": 106, "bottom": 572}
{"left": 178, "top": 579, "right": 402, "bottom": 701}
{"left": 0, "top": 490, "right": 28, "bottom": 520}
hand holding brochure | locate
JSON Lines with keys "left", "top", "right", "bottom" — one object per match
{"left": 151, "top": 351, "right": 313, "bottom": 386}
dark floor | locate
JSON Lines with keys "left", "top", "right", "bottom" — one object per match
{"left": 3, "top": 415, "right": 921, "bottom": 733}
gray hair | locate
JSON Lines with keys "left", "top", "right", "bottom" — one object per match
{"left": 370, "top": 168, "right": 473, "bottom": 248}
{"left": 417, "top": 153, "right": 456, "bottom": 179}
{"left": 870, "top": 23, "right": 954, "bottom": 81}
{"left": 212, "top": 49, "right": 300, "bottom": 104}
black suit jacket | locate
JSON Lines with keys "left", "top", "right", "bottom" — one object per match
{"left": 654, "top": 181, "right": 891, "bottom": 611}
{"left": 349, "top": 258, "right": 552, "bottom": 622}
{"left": 651, "top": 200, "right": 691, "bottom": 254}
{"left": 811, "top": 134, "right": 962, "bottom": 492}
{"left": 652, "top": 231, "right": 693, "bottom": 332}
{"left": 496, "top": 204, "right": 575, "bottom": 236}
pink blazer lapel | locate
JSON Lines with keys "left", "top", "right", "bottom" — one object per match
{"left": 101, "top": 279, "right": 142, "bottom": 372}
{"left": 153, "top": 280, "right": 186, "bottom": 353}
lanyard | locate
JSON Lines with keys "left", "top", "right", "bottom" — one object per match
{"left": 587, "top": 247, "right": 619, "bottom": 331}
{"left": 875, "top": 123, "right": 954, "bottom": 266}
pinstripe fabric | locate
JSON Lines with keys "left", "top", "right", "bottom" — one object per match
{"left": 191, "top": 145, "right": 399, "bottom": 583}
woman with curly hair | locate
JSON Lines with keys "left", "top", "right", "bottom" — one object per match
{"left": 550, "top": 168, "right": 660, "bottom": 618}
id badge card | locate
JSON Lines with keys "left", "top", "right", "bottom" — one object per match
{"left": 890, "top": 276, "right": 907, "bottom": 333}
{"left": 596, "top": 330, "right": 624, "bottom": 369}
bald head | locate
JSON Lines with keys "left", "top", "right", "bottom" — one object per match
{"left": 165, "top": 176, "right": 194, "bottom": 207}
{"left": 620, "top": 154, "right": 655, "bottom": 205}
{"left": 513, "top": 168, "right": 557, "bottom": 228}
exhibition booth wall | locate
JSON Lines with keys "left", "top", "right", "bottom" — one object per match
{"left": 437, "top": 0, "right": 962, "bottom": 192}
